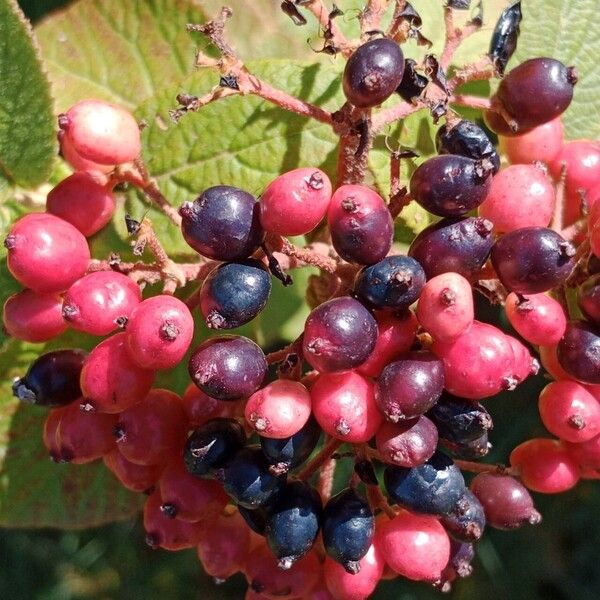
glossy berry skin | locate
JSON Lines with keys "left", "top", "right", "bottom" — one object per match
{"left": 43, "top": 408, "right": 65, "bottom": 461}
{"left": 416, "top": 272, "right": 474, "bottom": 342}
{"left": 126, "top": 295, "right": 194, "bottom": 370}
{"left": 159, "top": 459, "right": 229, "bottom": 522}
{"left": 260, "top": 416, "right": 321, "bottom": 471}
{"left": 375, "top": 417, "right": 438, "bottom": 468}
{"left": 577, "top": 275, "right": 600, "bottom": 325}
{"left": 440, "top": 540, "right": 475, "bottom": 587}
{"left": 566, "top": 434, "right": 600, "bottom": 470}
{"left": 375, "top": 352, "right": 444, "bottom": 422}
{"left": 342, "top": 38, "right": 404, "bottom": 108}
{"left": 181, "top": 383, "right": 237, "bottom": 428}
{"left": 354, "top": 256, "right": 425, "bottom": 311}
{"left": 222, "top": 446, "right": 285, "bottom": 509}
{"left": 61, "top": 99, "right": 141, "bottom": 165}
{"left": 311, "top": 371, "right": 382, "bottom": 443}
{"left": 103, "top": 448, "right": 163, "bottom": 493}
{"left": 188, "top": 335, "right": 267, "bottom": 400}
{"left": 478, "top": 165, "right": 556, "bottom": 232}
{"left": 3, "top": 289, "right": 68, "bottom": 342}
{"left": 440, "top": 489, "right": 486, "bottom": 543}
{"left": 410, "top": 155, "right": 492, "bottom": 218}
{"left": 80, "top": 332, "right": 155, "bottom": 413}
{"left": 408, "top": 216, "right": 494, "bottom": 280}
{"left": 322, "top": 488, "right": 374, "bottom": 573}
{"left": 484, "top": 108, "right": 531, "bottom": 137}
{"left": 433, "top": 321, "right": 515, "bottom": 399}
{"left": 488, "top": 0, "right": 522, "bottom": 75}
{"left": 500, "top": 117, "right": 564, "bottom": 165}
{"left": 505, "top": 292, "right": 567, "bottom": 345}
{"left": 443, "top": 430, "right": 491, "bottom": 460}
{"left": 470, "top": 473, "right": 541, "bottom": 529}
{"left": 200, "top": 259, "right": 271, "bottom": 329}
{"left": 506, "top": 335, "right": 538, "bottom": 384}
{"left": 357, "top": 310, "right": 418, "bottom": 378}
{"left": 179, "top": 186, "right": 264, "bottom": 261}
{"left": 245, "top": 380, "right": 311, "bottom": 439}
{"left": 327, "top": 184, "right": 393, "bottom": 265}
{"left": 491, "top": 227, "right": 575, "bottom": 294}
{"left": 539, "top": 344, "right": 572, "bottom": 381}
{"left": 303, "top": 296, "right": 378, "bottom": 373}
{"left": 12, "top": 349, "right": 86, "bottom": 407}
{"left": 238, "top": 505, "right": 269, "bottom": 536}
{"left": 436, "top": 120, "right": 500, "bottom": 174}
{"left": 259, "top": 168, "right": 332, "bottom": 236}
{"left": 184, "top": 418, "right": 246, "bottom": 478}
{"left": 5, "top": 213, "right": 90, "bottom": 293}
{"left": 265, "top": 480, "right": 322, "bottom": 568}
{"left": 115, "top": 389, "right": 188, "bottom": 466}
{"left": 557, "top": 320, "right": 600, "bottom": 384}
{"left": 396, "top": 58, "right": 428, "bottom": 103}
{"left": 375, "top": 510, "right": 451, "bottom": 583}
{"left": 46, "top": 172, "right": 116, "bottom": 237}
{"left": 510, "top": 438, "right": 580, "bottom": 494}
{"left": 428, "top": 395, "right": 492, "bottom": 445}
{"left": 62, "top": 271, "right": 141, "bottom": 336}
{"left": 496, "top": 58, "right": 576, "bottom": 130}
{"left": 59, "top": 133, "right": 114, "bottom": 176}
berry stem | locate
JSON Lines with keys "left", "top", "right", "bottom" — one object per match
{"left": 360, "top": 0, "right": 392, "bottom": 38}
{"left": 302, "top": 0, "right": 354, "bottom": 58}
{"left": 454, "top": 459, "right": 512, "bottom": 475}
{"left": 270, "top": 235, "right": 338, "bottom": 274}
{"left": 317, "top": 455, "right": 337, "bottom": 503}
{"left": 297, "top": 436, "right": 343, "bottom": 481}
{"left": 367, "top": 483, "right": 397, "bottom": 519}
{"left": 448, "top": 56, "right": 495, "bottom": 92}
{"left": 561, "top": 218, "right": 587, "bottom": 242}
{"left": 450, "top": 94, "right": 492, "bottom": 111}
{"left": 551, "top": 164, "right": 567, "bottom": 233}
{"left": 265, "top": 335, "right": 303, "bottom": 365}
{"left": 439, "top": 6, "right": 482, "bottom": 72}
{"left": 371, "top": 99, "right": 420, "bottom": 132}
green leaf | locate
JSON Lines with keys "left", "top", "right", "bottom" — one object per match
{"left": 514, "top": 0, "right": 600, "bottom": 140}
{"left": 0, "top": 0, "right": 56, "bottom": 188}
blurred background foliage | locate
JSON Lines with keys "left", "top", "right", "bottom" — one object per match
{"left": 2, "top": 1, "right": 600, "bottom": 599}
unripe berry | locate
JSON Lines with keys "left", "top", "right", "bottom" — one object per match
{"left": 566, "top": 433, "right": 600, "bottom": 470}
{"left": 43, "top": 407, "right": 65, "bottom": 462}
{"left": 499, "top": 117, "right": 564, "bottom": 165}
{"left": 539, "top": 344, "right": 572, "bottom": 381}
{"left": 505, "top": 292, "right": 567, "bottom": 345}
{"left": 505, "top": 335, "right": 538, "bottom": 384}
{"left": 103, "top": 448, "right": 163, "bottom": 493}
{"left": 375, "top": 416, "right": 438, "bottom": 467}
{"left": 59, "top": 133, "right": 114, "bottom": 176}
{"left": 181, "top": 383, "right": 237, "bottom": 428}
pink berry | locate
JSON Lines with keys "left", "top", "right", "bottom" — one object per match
{"left": 566, "top": 434, "right": 600, "bottom": 470}
{"left": 510, "top": 438, "right": 580, "bottom": 493}
{"left": 80, "top": 332, "right": 155, "bottom": 413}
{"left": 505, "top": 292, "right": 567, "bottom": 345}
{"left": 103, "top": 448, "right": 163, "bottom": 493}
{"left": 432, "top": 321, "right": 516, "bottom": 399}
{"left": 181, "top": 382, "right": 237, "bottom": 427}
{"left": 311, "top": 371, "right": 382, "bottom": 443}
{"left": 59, "top": 133, "right": 114, "bottom": 176}
{"left": 62, "top": 271, "right": 141, "bottom": 336}
{"left": 538, "top": 381, "right": 600, "bottom": 443}
{"left": 539, "top": 344, "right": 571, "bottom": 381}
{"left": 478, "top": 165, "right": 555, "bottom": 232}
{"left": 43, "top": 407, "right": 66, "bottom": 461}
{"left": 500, "top": 117, "right": 564, "bottom": 165}
{"left": 3, "top": 289, "right": 68, "bottom": 342}
{"left": 5, "top": 213, "right": 90, "bottom": 293}
{"left": 505, "top": 335, "right": 538, "bottom": 383}
{"left": 416, "top": 272, "right": 473, "bottom": 341}
{"left": 60, "top": 99, "right": 141, "bottom": 165}
{"left": 375, "top": 416, "right": 438, "bottom": 467}
{"left": 245, "top": 379, "right": 312, "bottom": 439}
{"left": 126, "top": 295, "right": 194, "bottom": 370}
{"left": 259, "top": 167, "right": 332, "bottom": 236}
{"left": 46, "top": 173, "right": 116, "bottom": 237}
{"left": 375, "top": 510, "right": 450, "bottom": 583}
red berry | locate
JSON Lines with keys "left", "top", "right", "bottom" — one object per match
{"left": 311, "top": 371, "right": 382, "bottom": 443}
{"left": 43, "top": 407, "right": 66, "bottom": 462}
{"left": 80, "top": 332, "right": 155, "bottom": 413}
{"left": 62, "top": 271, "right": 141, "bottom": 336}
{"left": 566, "top": 433, "right": 600, "bottom": 470}
{"left": 245, "top": 379, "right": 312, "bottom": 439}
{"left": 539, "top": 344, "right": 571, "bottom": 381}
{"left": 126, "top": 295, "right": 194, "bottom": 370}
{"left": 5, "top": 213, "right": 90, "bottom": 293}
{"left": 505, "top": 335, "right": 538, "bottom": 384}
{"left": 375, "top": 416, "right": 438, "bottom": 467}
{"left": 103, "top": 448, "right": 163, "bottom": 493}
{"left": 3, "top": 289, "right": 68, "bottom": 343}
{"left": 59, "top": 133, "right": 114, "bottom": 176}
{"left": 259, "top": 168, "right": 332, "bottom": 236}
{"left": 499, "top": 117, "right": 564, "bottom": 165}
{"left": 60, "top": 99, "right": 141, "bottom": 165}
{"left": 181, "top": 382, "right": 237, "bottom": 428}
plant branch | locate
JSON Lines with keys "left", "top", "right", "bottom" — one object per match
{"left": 450, "top": 94, "right": 492, "bottom": 111}
{"left": 298, "top": 437, "right": 343, "bottom": 481}
{"left": 439, "top": 6, "right": 482, "bottom": 72}
{"left": 360, "top": 0, "right": 392, "bottom": 38}
{"left": 454, "top": 460, "right": 512, "bottom": 475}
{"left": 302, "top": 0, "right": 355, "bottom": 58}
{"left": 371, "top": 100, "right": 421, "bottom": 131}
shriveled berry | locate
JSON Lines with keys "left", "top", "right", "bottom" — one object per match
{"left": 428, "top": 394, "right": 493, "bottom": 444}
{"left": 441, "top": 489, "right": 486, "bottom": 543}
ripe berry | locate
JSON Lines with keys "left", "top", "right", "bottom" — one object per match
{"left": 59, "top": 133, "right": 114, "bottom": 175}
{"left": 311, "top": 371, "right": 382, "bottom": 443}
{"left": 470, "top": 473, "right": 541, "bottom": 529}
{"left": 238, "top": 505, "right": 269, "bottom": 536}
{"left": 428, "top": 395, "right": 493, "bottom": 445}
{"left": 440, "top": 489, "right": 486, "bottom": 543}
{"left": 199, "top": 259, "right": 271, "bottom": 329}
{"left": 188, "top": 335, "right": 267, "bottom": 400}
{"left": 179, "top": 186, "right": 264, "bottom": 261}
{"left": 342, "top": 38, "right": 404, "bottom": 108}
{"left": 566, "top": 434, "right": 600, "bottom": 470}
{"left": 62, "top": 271, "right": 141, "bottom": 336}
{"left": 60, "top": 99, "right": 141, "bottom": 165}
{"left": 439, "top": 540, "right": 475, "bottom": 589}
{"left": 303, "top": 296, "right": 378, "bottom": 373}
{"left": 443, "top": 430, "right": 492, "bottom": 460}
{"left": 375, "top": 417, "right": 438, "bottom": 468}
{"left": 12, "top": 349, "right": 86, "bottom": 407}
{"left": 408, "top": 216, "right": 494, "bottom": 280}
{"left": 259, "top": 167, "right": 332, "bottom": 236}
{"left": 103, "top": 448, "right": 163, "bottom": 493}
{"left": 500, "top": 117, "right": 564, "bottom": 165}
{"left": 327, "top": 184, "right": 393, "bottom": 265}
{"left": 322, "top": 488, "right": 374, "bottom": 574}
{"left": 488, "top": 1, "right": 521, "bottom": 75}
{"left": 577, "top": 275, "right": 600, "bottom": 325}
{"left": 478, "top": 165, "right": 555, "bottom": 232}
{"left": 115, "top": 389, "right": 188, "bottom": 466}
{"left": 375, "top": 351, "right": 444, "bottom": 422}
{"left": 353, "top": 255, "right": 426, "bottom": 311}
{"left": 5, "top": 213, "right": 90, "bottom": 293}
{"left": 484, "top": 108, "right": 532, "bottom": 137}
{"left": 505, "top": 292, "right": 567, "bottom": 345}
{"left": 375, "top": 510, "right": 451, "bottom": 582}
{"left": 80, "top": 332, "right": 155, "bottom": 413}
{"left": 396, "top": 58, "right": 428, "bottom": 103}
{"left": 43, "top": 407, "right": 65, "bottom": 461}
{"left": 3, "top": 289, "right": 68, "bottom": 343}
{"left": 245, "top": 380, "right": 311, "bottom": 439}
{"left": 46, "top": 172, "right": 116, "bottom": 237}
{"left": 181, "top": 382, "right": 237, "bottom": 428}
{"left": 410, "top": 155, "right": 493, "bottom": 218}
{"left": 557, "top": 320, "right": 600, "bottom": 384}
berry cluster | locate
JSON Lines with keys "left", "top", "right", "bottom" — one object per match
{"left": 4, "top": 2, "right": 600, "bottom": 599}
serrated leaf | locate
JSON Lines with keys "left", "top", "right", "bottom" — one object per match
{"left": 0, "top": 0, "right": 56, "bottom": 187}
{"left": 514, "top": 0, "right": 600, "bottom": 140}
